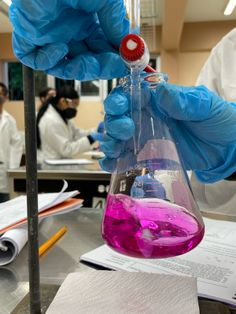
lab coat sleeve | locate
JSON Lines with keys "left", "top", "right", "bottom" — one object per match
{"left": 196, "top": 46, "right": 221, "bottom": 93}
{"left": 197, "top": 28, "right": 236, "bottom": 102}
{"left": 70, "top": 122, "right": 96, "bottom": 140}
{"left": 44, "top": 121, "right": 91, "bottom": 158}
{"left": 9, "top": 118, "right": 23, "bottom": 169}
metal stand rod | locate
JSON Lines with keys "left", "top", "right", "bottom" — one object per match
{"left": 23, "top": 65, "right": 41, "bottom": 313}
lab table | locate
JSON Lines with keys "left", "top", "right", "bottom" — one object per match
{"left": 7, "top": 161, "right": 111, "bottom": 207}
{"left": 0, "top": 207, "right": 104, "bottom": 314}
{"left": 0, "top": 208, "right": 236, "bottom": 314}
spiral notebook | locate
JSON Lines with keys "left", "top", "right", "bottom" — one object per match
{"left": 81, "top": 218, "right": 236, "bottom": 307}
{"left": 0, "top": 181, "right": 83, "bottom": 265}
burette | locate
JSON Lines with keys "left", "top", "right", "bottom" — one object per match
{"left": 121, "top": 0, "right": 155, "bottom": 154}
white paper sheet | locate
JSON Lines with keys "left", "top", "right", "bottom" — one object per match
{"left": 0, "top": 181, "right": 79, "bottom": 233}
{"left": 47, "top": 272, "right": 199, "bottom": 314}
{"left": 81, "top": 218, "right": 236, "bottom": 307}
{"left": 45, "top": 159, "right": 93, "bottom": 165}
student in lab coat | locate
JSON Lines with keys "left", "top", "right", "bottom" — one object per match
{"left": 37, "top": 86, "right": 103, "bottom": 161}
{"left": 191, "top": 28, "right": 236, "bottom": 214}
{"left": 0, "top": 83, "right": 23, "bottom": 203}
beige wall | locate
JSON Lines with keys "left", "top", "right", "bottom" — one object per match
{"left": 0, "top": 33, "right": 15, "bottom": 60}
{"left": 4, "top": 101, "right": 24, "bottom": 130}
{"left": 178, "top": 52, "right": 210, "bottom": 86}
{"left": 75, "top": 100, "right": 103, "bottom": 129}
{"left": 161, "top": 21, "right": 236, "bottom": 84}
{"left": 4, "top": 99, "right": 103, "bottom": 131}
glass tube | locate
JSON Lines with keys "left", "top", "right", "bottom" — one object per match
{"left": 126, "top": 0, "right": 140, "bottom": 34}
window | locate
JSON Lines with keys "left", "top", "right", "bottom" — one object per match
{"left": 4, "top": 61, "right": 110, "bottom": 101}
{"left": 149, "top": 58, "right": 157, "bottom": 70}
{"left": 81, "top": 81, "right": 99, "bottom": 96}
{"left": 35, "top": 71, "right": 48, "bottom": 97}
{"left": 75, "top": 80, "right": 107, "bottom": 101}
{"left": 6, "top": 62, "right": 48, "bottom": 101}
{"left": 55, "top": 78, "right": 75, "bottom": 90}
{"left": 8, "top": 62, "right": 23, "bottom": 101}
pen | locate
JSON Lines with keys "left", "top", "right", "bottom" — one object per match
{"left": 39, "top": 226, "right": 68, "bottom": 257}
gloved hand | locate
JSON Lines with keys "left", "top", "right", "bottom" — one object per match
{"left": 100, "top": 83, "right": 236, "bottom": 183}
{"left": 97, "top": 121, "right": 105, "bottom": 134}
{"left": 130, "top": 174, "right": 167, "bottom": 199}
{"left": 9, "top": 1, "right": 129, "bottom": 80}
{"left": 90, "top": 132, "right": 103, "bottom": 142}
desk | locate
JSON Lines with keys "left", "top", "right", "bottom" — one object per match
{"left": 7, "top": 161, "right": 111, "bottom": 207}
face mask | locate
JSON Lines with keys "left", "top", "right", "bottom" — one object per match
{"left": 62, "top": 108, "right": 77, "bottom": 119}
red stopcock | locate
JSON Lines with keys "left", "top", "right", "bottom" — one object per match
{"left": 120, "top": 34, "right": 156, "bottom": 73}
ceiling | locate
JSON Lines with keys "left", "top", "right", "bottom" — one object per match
{"left": 141, "top": 0, "right": 236, "bottom": 26}
{"left": 0, "top": 0, "right": 236, "bottom": 33}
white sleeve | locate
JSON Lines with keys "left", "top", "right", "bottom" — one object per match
{"left": 44, "top": 122, "right": 91, "bottom": 158}
{"left": 196, "top": 28, "right": 236, "bottom": 102}
{"left": 70, "top": 122, "right": 96, "bottom": 140}
{"left": 9, "top": 118, "right": 23, "bottom": 169}
{"left": 196, "top": 46, "right": 221, "bottom": 93}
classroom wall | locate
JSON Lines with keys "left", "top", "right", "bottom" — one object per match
{"left": 161, "top": 21, "right": 236, "bottom": 84}
{"left": 4, "top": 99, "right": 103, "bottom": 131}
{"left": 178, "top": 52, "right": 210, "bottom": 86}
{"left": 0, "top": 33, "right": 15, "bottom": 60}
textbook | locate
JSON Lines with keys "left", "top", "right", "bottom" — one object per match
{"left": 81, "top": 218, "right": 236, "bottom": 307}
{"left": 0, "top": 181, "right": 83, "bottom": 265}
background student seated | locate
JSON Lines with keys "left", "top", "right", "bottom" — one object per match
{"left": 37, "top": 86, "right": 103, "bottom": 161}
{"left": 0, "top": 83, "right": 23, "bottom": 203}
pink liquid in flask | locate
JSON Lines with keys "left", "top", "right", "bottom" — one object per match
{"left": 102, "top": 194, "right": 204, "bottom": 258}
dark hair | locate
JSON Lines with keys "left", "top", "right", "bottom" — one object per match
{"left": 0, "top": 82, "right": 8, "bottom": 97}
{"left": 39, "top": 87, "right": 54, "bottom": 99}
{"left": 0, "top": 96, "right": 4, "bottom": 106}
{"left": 37, "top": 86, "right": 79, "bottom": 149}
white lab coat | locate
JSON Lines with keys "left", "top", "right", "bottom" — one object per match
{"left": 38, "top": 105, "right": 94, "bottom": 161}
{"left": 192, "top": 28, "right": 236, "bottom": 215}
{"left": 0, "top": 110, "right": 23, "bottom": 193}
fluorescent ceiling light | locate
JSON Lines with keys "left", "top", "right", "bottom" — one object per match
{"left": 224, "top": 0, "right": 236, "bottom": 15}
{"left": 2, "top": 0, "right": 12, "bottom": 6}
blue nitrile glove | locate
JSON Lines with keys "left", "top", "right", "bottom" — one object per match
{"left": 131, "top": 174, "right": 167, "bottom": 199}
{"left": 9, "top": 1, "right": 129, "bottom": 80}
{"left": 97, "top": 121, "right": 105, "bottom": 134}
{"left": 90, "top": 132, "right": 103, "bottom": 142}
{"left": 100, "top": 83, "right": 236, "bottom": 183}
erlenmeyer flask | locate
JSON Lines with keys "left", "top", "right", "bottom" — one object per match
{"left": 102, "top": 72, "right": 205, "bottom": 259}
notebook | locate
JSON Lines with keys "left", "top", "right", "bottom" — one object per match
{"left": 0, "top": 181, "right": 83, "bottom": 265}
